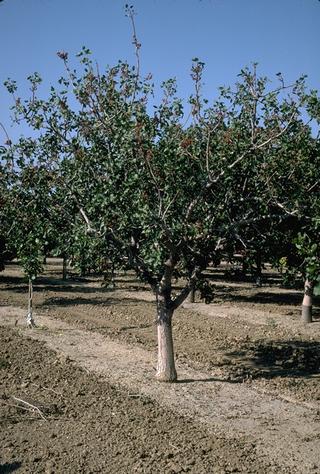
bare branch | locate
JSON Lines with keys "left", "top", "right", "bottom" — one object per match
{"left": 0, "top": 120, "right": 12, "bottom": 145}
{"left": 126, "top": 5, "right": 141, "bottom": 106}
{"left": 272, "top": 201, "right": 299, "bottom": 216}
{"left": 162, "top": 191, "right": 179, "bottom": 220}
{"left": 185, "top": 110, "right": 296, "bottom": 222}
{"left": 255, "top": 111, "right": 296, "bottom": 150}
{"left": 12, "top": 396, "right": 47, "bottom": 421}
{"left": 205, "top": 129, "right": 211, "bottom": 174}
{"left": 307, "top": 180, "right": 319, "bottom": 193}
{"left": 79, "top": 207, "right": 97, "bottom": 234}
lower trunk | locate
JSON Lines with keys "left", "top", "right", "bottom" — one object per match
{"left": 155, "top": 305, "right": 177, "bottom": 382}
{"left": 255, "top": 253, "right": 262, "bottom": 287}
{"left": 26, "top": 278, "right": 36, "bottom": 328}
{"left": 242, "top": 259, "right": 248, "bottom": 277}
{"left": 62, "top": 255, "right": 67, "bottom": 281}
{"left": 301, "top": 278, "right": 314, "bottom": 323}
{"left": 80, "top": 265, "right": 86, "bottom": 277}
{"left": 188, "top": 287, "right": 195, "bottom": 303}
{"left": 109, "top": 261, "right": 116, "bottom": 289}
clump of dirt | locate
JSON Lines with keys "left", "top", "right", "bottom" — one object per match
{"left": 1, "top": 326, "right": 277, "bottom": 474}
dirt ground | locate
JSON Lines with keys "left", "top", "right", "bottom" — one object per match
{"left": 1, "top": 259, "right": 320, "bottom": 473}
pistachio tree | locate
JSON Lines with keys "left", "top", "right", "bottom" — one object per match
{"left": 299, "top": 92, "right": 320, "bottom": 321}
{"left": 0, "top": 143, "right": 11, "bottom": 272}
{"left": 263, "top": 96, "right": 320, "bottom": 322}
{"left": 6, "top": 45, "right": 313, "bottom": 379}
{"left": 0, "top": 131, "right": 59, "bottom": 326}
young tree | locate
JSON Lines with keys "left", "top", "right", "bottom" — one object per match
{"left": 1, "top": 133, "right": 59, "bottom": 326}
{"left": 0, "top": 130, "right": 15, "bottom": 272}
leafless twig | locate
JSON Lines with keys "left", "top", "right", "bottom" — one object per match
{"left": 79, "top": 207, "right": 97, "bottom": 234}
{"left": 185, "top": 110, "right": 296, "bottom": 222}
{"left": 30, "top": 383, "right": 63, "bottom": 397}
{"left": 0, "top": 120, "right": 12, "bottom": 144}
{"left": 12, "top": 396, "right": 47, "bottom": 421}
{"left": 307, "top": 180, "right": 319, "bottom": 193}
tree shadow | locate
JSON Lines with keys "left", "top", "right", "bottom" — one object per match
{"left": 223, "top": 339, "right": 320, "bottom": 380}
{"left": 203, "top": 268, "right": 285, "bottom": 286}
{"left": 0, "top": 462, "right": 22, "bottom": 473}
{"left": 0, "top": 275, "right": 149, "bottom": 295}
{"left": 114, "top": 277, "right": 146, "bottom": 284}
{"left": 119, "top": 324, "right": 152, "bottom": 331}
{"left": 120, "top": 284, "right": 150, "bottom": 292}
{"left": 0, "top": 275, "right": 24, "bottom": 285}
{"left": 41, "top": 295, "right": 154, "bottom": 308}
{"left": 176, "top": 377, "right": 236, "bottom": 384}
{"left": 219, "top": 290, "right": 320, "bottom": 308}
{"left": 0, "top": 283, "right": 105, "bottom": 295}
{"left": 238, "top": 291, "right": 303, "bottom": 305}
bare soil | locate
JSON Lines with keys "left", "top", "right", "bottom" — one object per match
{"left": 1, "top": 260, "right": 320, "bottom": 473}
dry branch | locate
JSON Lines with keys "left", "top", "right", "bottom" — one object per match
{"left": 12, "top": 396, "right": 47, "bottom": 421}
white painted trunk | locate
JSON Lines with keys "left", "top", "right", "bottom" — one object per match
{"left": 26, "top": 278, "right": 36, "bottom": 328}
{"left": 155, "top": 307, "right": 177, "bottom": 382}
{"left": 301, "top": 279, "right": 314, "bottom": 323}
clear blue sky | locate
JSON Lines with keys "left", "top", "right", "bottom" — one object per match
{"left": 0, "top": 0, "right": 319, "bottom": 141}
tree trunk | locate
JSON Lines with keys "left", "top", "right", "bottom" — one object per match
{"left": 301, "top": 278, "right": 314, "bottom": 323}
{"left": 109, "top": 261, "right": 116, "bottom": 289}
{"left": 80, "top": 263, "right": 86, "bottom": 277}
{"left": 26, "top": 278, "right": 36, "bottom": 328}
{"left": 242, "top": 259, "right": 248, "bottom": 277}
{"left": 62, "top": 255, "right": 67, "bottom": 280}
{"left": 155, "top": 303, "right": 177, "bottom": 382}
{"left": 188, "top": 287, "right": 195, "bottom": 303}
{"left": 255, "top": 253, "right": 262, "bottom": 287}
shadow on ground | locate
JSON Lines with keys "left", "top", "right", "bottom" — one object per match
{"left": 177, "top": 377, "right": 237, "bottom": 384}
{"left": 41, "top": 295, "right": 154, "bottom": 308}
{"left": 0, "top": 462, "right": 22, "bottom": 473}
{"left": 210, "top": 286, "right": 319, "bottom": 313}
{"left": 224, "top": 340, "right": 320, "bottom": 380}
{"left": 0, "top": 275, "right": 148, "bottom": 295}
{"left": 222, "top": 291, "right": 304, "bottom": 306}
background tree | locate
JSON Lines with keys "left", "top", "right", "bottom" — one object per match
{"left": 1, "top": 132, "right": 58, "bottom": 326}
{"left": 264, "top": 107, "right": 320, "bottom": 322}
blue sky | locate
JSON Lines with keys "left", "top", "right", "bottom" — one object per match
{"left": 0, "top": 0, "right": 319, "bottom": 141}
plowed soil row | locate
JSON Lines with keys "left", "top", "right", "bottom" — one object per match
{"left": 1, "top": 260, "right": 320, "bottom": 473}
{"left": 2, "top": 325, "right": 270, "bottom": 474}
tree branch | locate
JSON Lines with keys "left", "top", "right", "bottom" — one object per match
{"left": 185, "top": 111, "right": 296, "bottom": 222}
{"left": 171, "top": 265, "right": 202, "bottom": 310}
